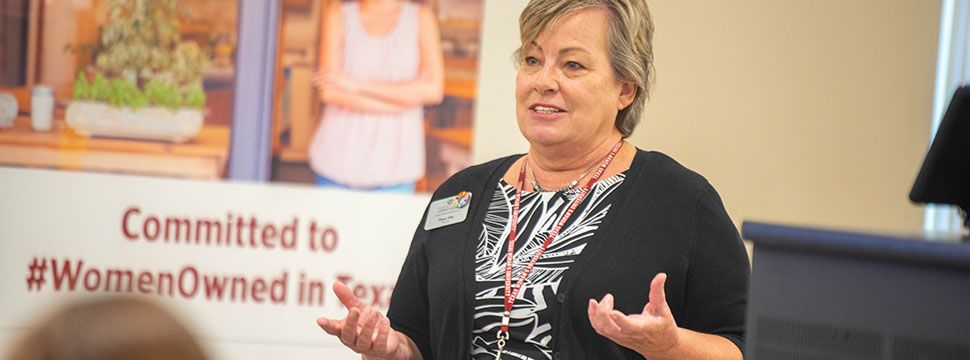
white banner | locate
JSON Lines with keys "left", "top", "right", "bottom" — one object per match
{"left": 0, "top": 168, "right": 430, "bottom": 359}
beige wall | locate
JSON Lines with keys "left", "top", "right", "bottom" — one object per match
{"left": 473, "top": 0, "right": 941, "bottom": 234}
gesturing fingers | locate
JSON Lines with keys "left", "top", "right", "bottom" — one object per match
{"left": 333, "top": 282, "right": 364, "bottom": 310}
{"left": 316, "top": 317, "right": 342, "bottom": 336}
{"left": 598, "top": 294, "right": 623, "bottom": 333}
{"left": 340, "top": 308, "right": 362, "bottom": 348}
{"left": 584, "top": 275, "right": 685, "bottom": 356}
{"left": 644, "top": 273, "right": 670, "bottom": 317}
{"left": 609, "top": 309, "right": 644, "bottom": 333}
{"left": 589, "top": 294, "right": 624, "bottom": 336}
{"left": 374, "top": 316, "right": 392, "bottom": 353}
{"left": 588, "top": 299, "right": 606, "bottom": 334}
{"left": 318, "top": 282, "right": 398, "bottom": 357}
{"left": 356, "top": 307, "right": 381, "bottom": 350}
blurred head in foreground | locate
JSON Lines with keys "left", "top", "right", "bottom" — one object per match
{"left": 7, "top": 296, "right": 207, "bottom": 360}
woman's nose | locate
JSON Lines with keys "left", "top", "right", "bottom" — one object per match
{"left": 533, "top": 65, "right": 559, "bottom": 94}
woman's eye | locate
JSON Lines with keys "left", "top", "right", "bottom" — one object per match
{"left": 524, "top": 56, "right": 540, "bottom": 66}
{"left": 565, "top": 61, "right": 584, "bottom": 70}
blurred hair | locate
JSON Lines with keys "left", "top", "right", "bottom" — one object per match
{"left": 7, "top": 296, "right": 207, "bottom": 360}
{"left": 515, "top": 0, "right": 655, "bottom": 137}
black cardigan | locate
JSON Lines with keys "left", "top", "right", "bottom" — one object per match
{"left": 387, "top": 149, "right": 749, "bottom": 359}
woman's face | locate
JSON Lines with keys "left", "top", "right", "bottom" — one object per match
{"left": 515, "top": 7, "right": 636, "bottom": 150}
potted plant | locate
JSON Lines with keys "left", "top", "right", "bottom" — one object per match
{"left": 66, "top": 0, "right": 210, "bottom": 143}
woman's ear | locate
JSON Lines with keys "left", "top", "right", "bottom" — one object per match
{"left": 617, "top": 81, "right": 637, "bottom": 110}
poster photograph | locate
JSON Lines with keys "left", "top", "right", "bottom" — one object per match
{"left": 271, "top": 0, "right": 484, "bottom": 193}
{"left": 0, "top": 0, "right": 240, "bottom": 180}
{"left": 0, "top": 1, "right": 484, "bottom": 358}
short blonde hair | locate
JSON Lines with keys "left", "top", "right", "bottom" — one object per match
{"left": 515, "top": 0, "right": 654, "bottom": 137}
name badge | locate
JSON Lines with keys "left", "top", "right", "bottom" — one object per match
{"left": 424, "top": 191, "right": 472, "bottom": 230}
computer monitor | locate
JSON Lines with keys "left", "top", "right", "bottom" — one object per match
{"left": 910, "top": 85, "right": 970, "bottom": 229}
{"left": 742, "top": 221, "right": 970, "bottom": 359}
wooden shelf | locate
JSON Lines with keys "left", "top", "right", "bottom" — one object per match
{"left": 0, "top": 116, "right": 230, "bottom": 179}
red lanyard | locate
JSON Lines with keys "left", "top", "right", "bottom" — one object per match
{"left": 495, "top": 140, "right": 623, "bottom": 352}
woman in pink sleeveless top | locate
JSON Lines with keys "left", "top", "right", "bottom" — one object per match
{"left": 310, "top": 0, "right": 444, "bottom": 192}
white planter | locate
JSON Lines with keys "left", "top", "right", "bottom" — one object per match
{"left": 65, "top": 101, "right": 204, "bottom": 143}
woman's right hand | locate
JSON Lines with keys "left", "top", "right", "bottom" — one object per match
{"left": 316, "top": 282, "right": 419, "bottom": 360}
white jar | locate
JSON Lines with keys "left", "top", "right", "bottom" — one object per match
{"left": 31, "top": 85, "right": 54, "bottom": 132}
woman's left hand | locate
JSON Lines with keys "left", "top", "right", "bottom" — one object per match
{"left": 587, "top": 273, "right": 681, "bottom": 357}
{"left": 313, "top": 72, "right": 360, "bottom": 93}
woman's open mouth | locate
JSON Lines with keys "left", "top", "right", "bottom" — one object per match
{"left": 530, "top": 103, "right": 566, "bottom": 115}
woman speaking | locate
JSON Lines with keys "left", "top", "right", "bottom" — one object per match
{"left": 316, "top": 0, "right": 749, "bottom": 358}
